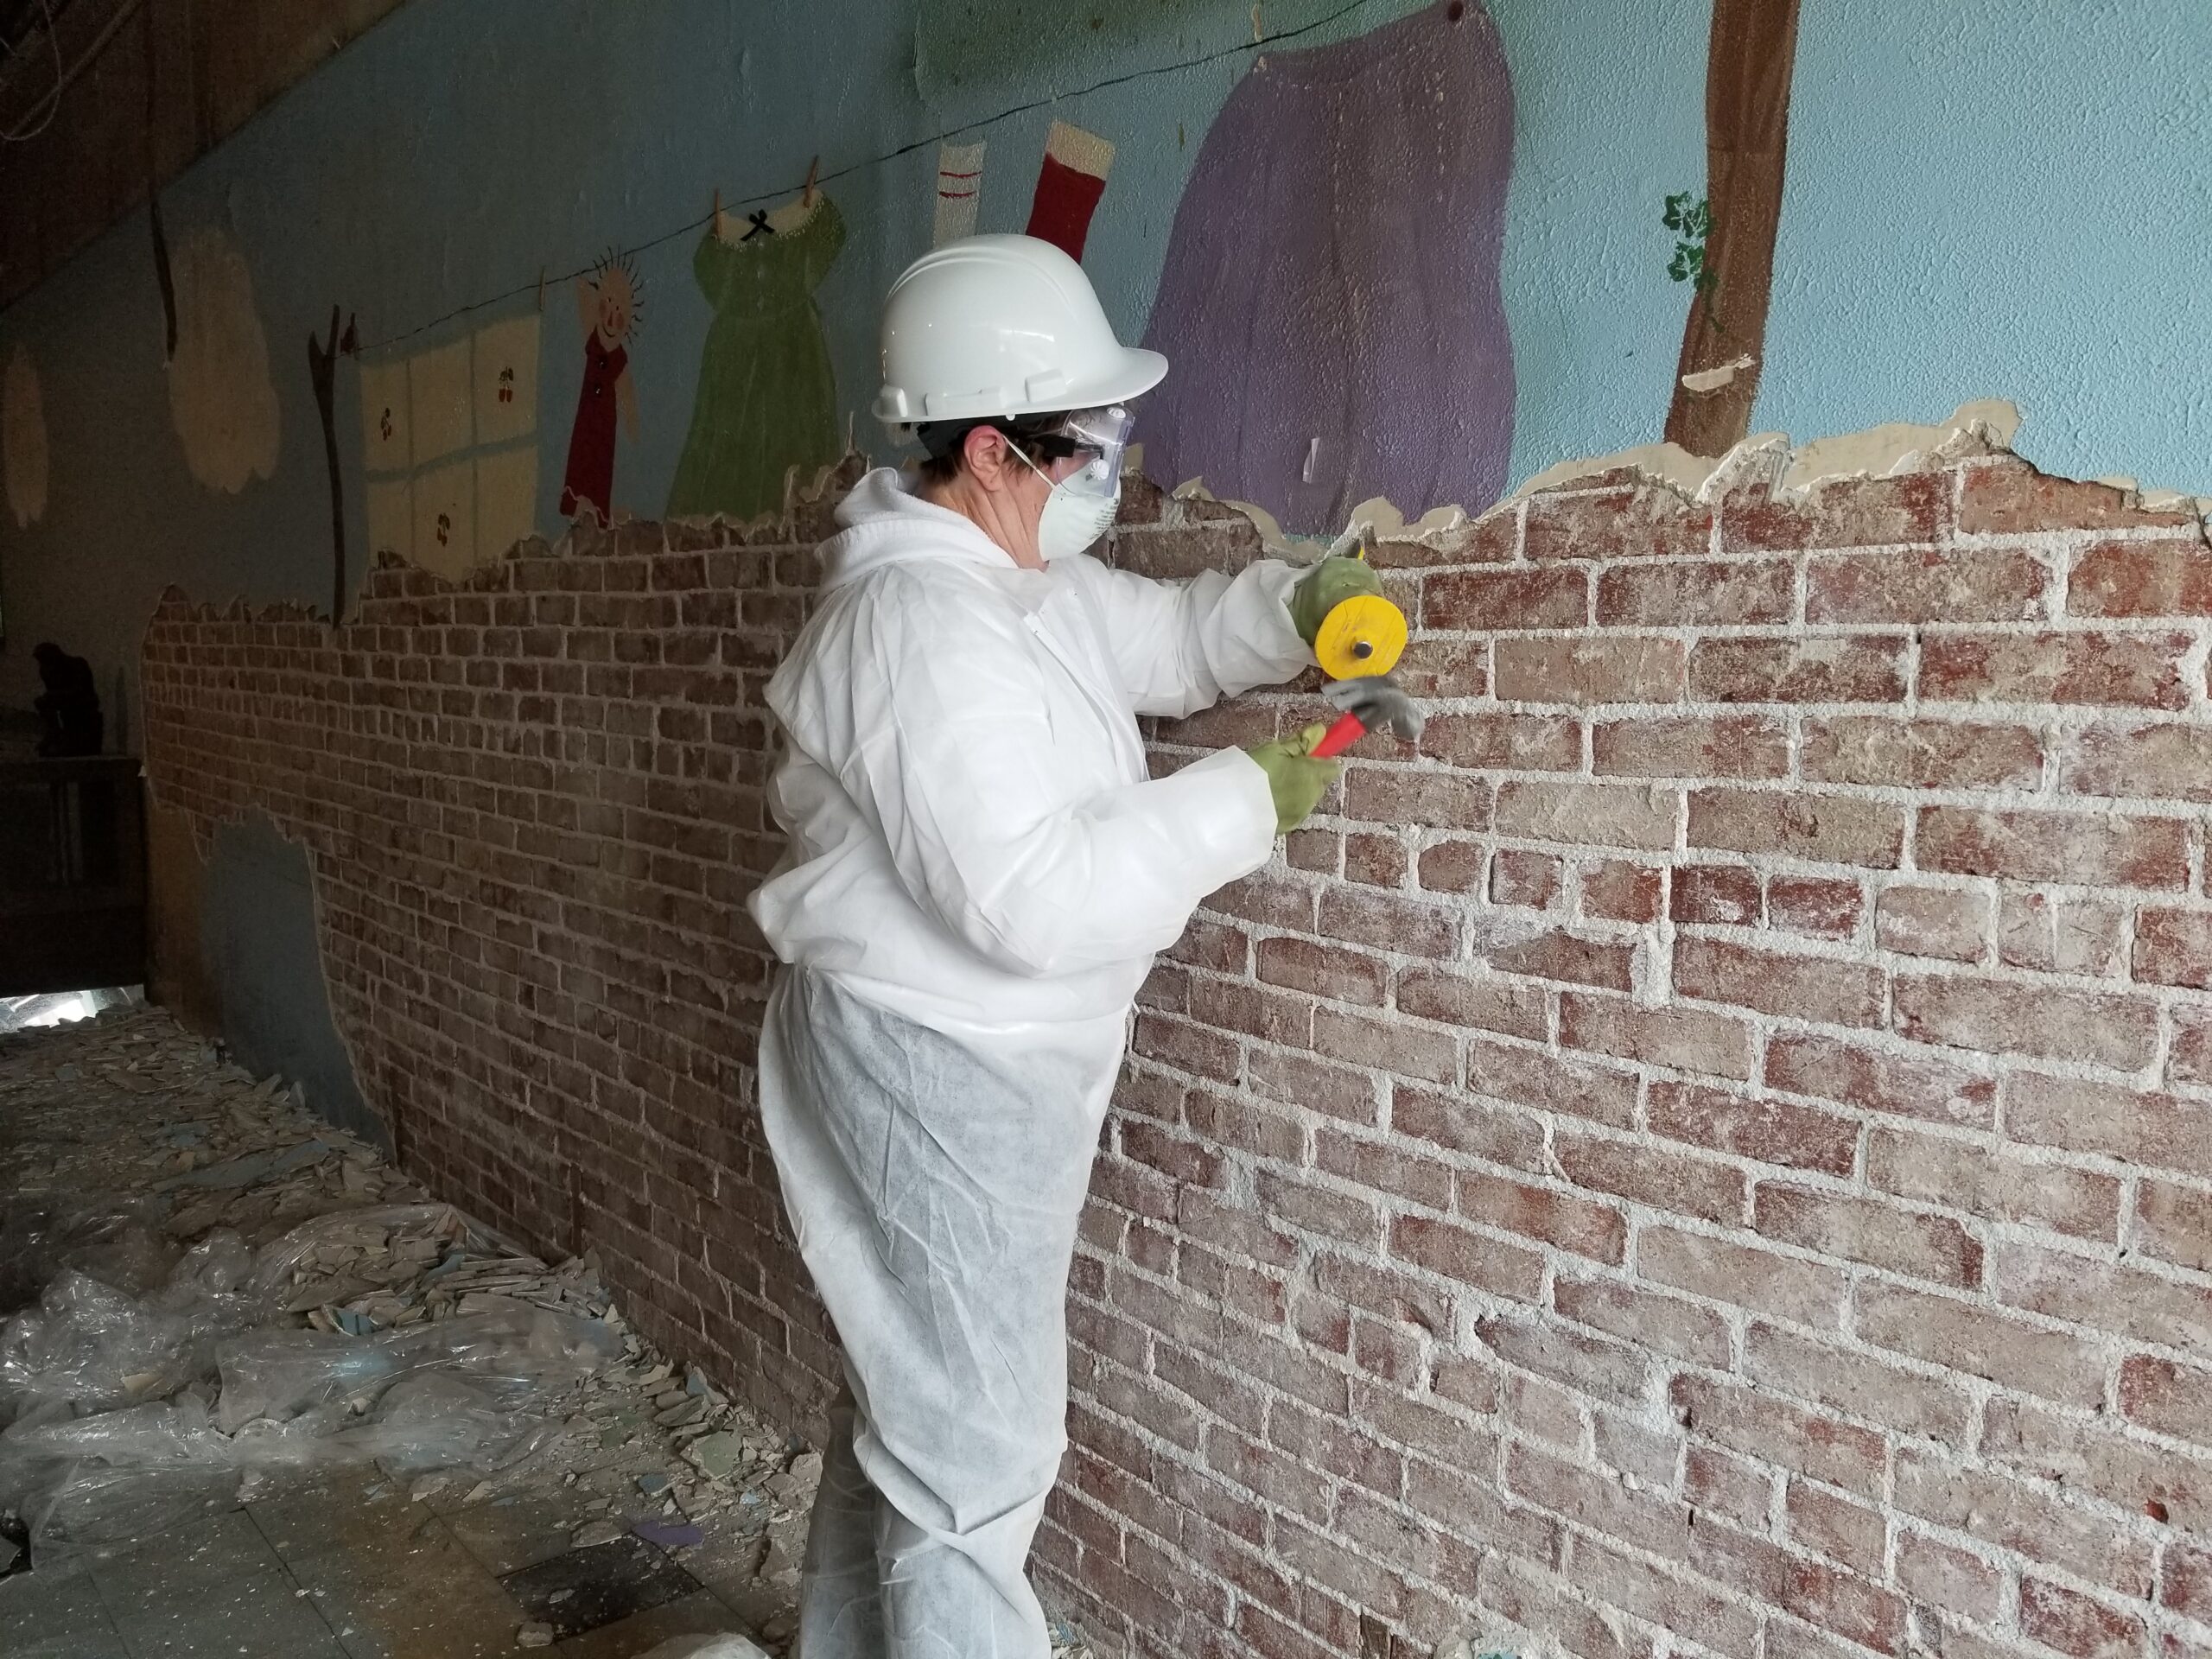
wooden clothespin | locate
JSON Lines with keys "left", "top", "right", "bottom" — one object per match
{"left": 802, "top": 156, "right": 819, "bottom": 207}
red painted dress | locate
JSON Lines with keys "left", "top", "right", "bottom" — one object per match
{"left": 560, "top": 334, "right": 626, "bottom": 521}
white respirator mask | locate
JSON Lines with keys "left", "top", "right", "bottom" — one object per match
{"left": 1015, "top": 404, "right": 1133, "bottom": 562}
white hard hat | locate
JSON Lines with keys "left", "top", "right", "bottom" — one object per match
{"left": 874, "top": 234, "right": 1167, "bottom": 429}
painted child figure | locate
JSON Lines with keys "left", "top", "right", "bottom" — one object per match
{"left": 561, "top": 256, "right": 643, "bottom": 523}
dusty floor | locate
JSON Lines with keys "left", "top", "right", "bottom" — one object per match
{"left": 0, "top": 1005, "right": 1092, "bottom": 1658}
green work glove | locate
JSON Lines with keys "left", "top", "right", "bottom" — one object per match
{"left": 1287, "top": 555, "right": 1385, "bottom": 645}
{"left": 1245, "top": 724, "right": 1341, "bottom": 834}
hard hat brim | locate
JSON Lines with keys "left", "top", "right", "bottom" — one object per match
{"left": 874, "top": 346, "right": 1168, "bottom": 429}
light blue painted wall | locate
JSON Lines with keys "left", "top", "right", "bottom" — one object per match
{"left": 3, "top": 0, "right": 2209, "bottom": 715}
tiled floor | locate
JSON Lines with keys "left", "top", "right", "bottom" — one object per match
{"left": 2, "top": 1465, "right": 777, "bottom": 1657}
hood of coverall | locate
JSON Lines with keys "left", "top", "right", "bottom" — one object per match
{"left": 815, "top": 467, "right": 1027, "bottom": 590}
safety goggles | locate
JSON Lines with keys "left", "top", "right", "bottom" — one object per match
{"left": 1027, "top": 405, "right": 1133, "bottom": 495}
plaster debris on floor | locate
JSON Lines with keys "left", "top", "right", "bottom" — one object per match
{"left": 0, "top": 1004, "right": 1094, "bottom": 1658}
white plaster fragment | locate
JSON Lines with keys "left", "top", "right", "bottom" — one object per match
{"left": 1680, "top": 353, "right": 1756, "bottom": 393}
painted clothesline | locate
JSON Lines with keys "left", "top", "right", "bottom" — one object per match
{"left": 350, "top": 0, "right": 1376, "bottom": 356}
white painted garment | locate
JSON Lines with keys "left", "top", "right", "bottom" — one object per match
{"left": 748, "top": 464, "right": 1311, "bottom": 1039}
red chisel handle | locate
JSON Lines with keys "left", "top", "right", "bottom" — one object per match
{"left": 1309, "top": 710, "right": 1367, "bottom": 760}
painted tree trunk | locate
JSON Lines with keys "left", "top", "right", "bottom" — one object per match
{"left": 1140, "top": 0, "right": 1516, "bottom": 533}
{"left": 1664, "top": 0, "right": 1802, "bottom": 456}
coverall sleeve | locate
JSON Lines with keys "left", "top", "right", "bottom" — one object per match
{"left": 1061, "top": 553, "right": 1315, "bottom": 719}
{"left": 818, "top": 569, "right": 1279, "bottom": 978}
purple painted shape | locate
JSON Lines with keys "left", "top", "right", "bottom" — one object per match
{"left": 1139, "top": 0, "right": 1516, "bottom": 532}
{"left": 632, "top": 1519, "right": 704, "bottom": 1548}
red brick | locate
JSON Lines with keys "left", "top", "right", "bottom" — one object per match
{"left": 1465, "top": 1034, "right": 1638, "bottom": 1128}
{"left": 2135, "top": 907, "right": 2212, "bottom": 988}
{"left": 1809, "top": 545, "right": 2050, "bottom": 624}
{"left": 1997, "top": 891, "right": 2126, "bottom": 976}
{"left": 1982, "top": 1395, "right": 2212, "bottom": 1534}
{"left": 1896, "top": 973, "right": 2158, "bottom": 1069}
{"left": 1766, "top": 874, "right": 1865, "bottom": 941}
{"left": 1389, "top": 1213, "right": 1544, "bottom": 1302}
{"left": 2122, "top": 1356, "right": 2212, "bottom": 1448}
{"left": 1648, "top": 1080, "right": 1857, "bottom": 1173}
{"left": 1675, "top": 936, "right": 1885, "bottom": 1027}
{"left": 1787, "top": 1480, "right": 1888, "bottom": 1580}
{"left": 1247, "top": 1049, "right": 1378, "bottom": 1125}
{"left": 2020, "top": 1578, "right": 2146, "bottom": 1659}
{"left": 1596, "top": 558, "right": 1793, "bottom": 626}
{"left": 1339, "top": 829, "right": 1403, "bottom": 887}
{"left": 1669, "top": 1374, "right": 1886, "bottom": 1498}
{"left": 1684, "top": 1445, "right": 1774, "bottom": 1529}
{"left": 1672, "top": 863, "right": 1761, "bottom": 925}
{"left": 1421, "top": 711, "right": 1581, "bottom": 772}
{"left": 1688, "top": 635, "right": 1906, "bottom": 703}
{"left": 1133, "top": 1014, "right": 1240, "bottom": 1083}
{"left": 1209, "top": 871, "right": 1319, "bottom": 931}
{"left": 1897, "top": 1444, "right": 2156, "bottom": 1594}
{"left": 1495, "top": 779, "right": 1679, "bottom": 850}
{"left": 2063, "top": 721, "right": 2212, "bottom": 803}
{"left": 2167, "top": 1538, "right": 2212, "bottom": 1623}
{"left": 1414, "top": 836, "right": 1485, "bottom": 894}
{"left": 2137, "top": 1179, "right": 2212, "bottom": 1273}
{"left": 1592, "top": 715, "right": 1786, "bottom": 779}
{"left": 1525, "top": 485, "right": 1712, "bottom": 561}
{"left": 1311, "top": 1004, "right": 1457, "bottom": 1083}
{"left": 1875, "top": 883, "right": 1990, "bottom": 962}
{"left": 1283, "top": 825, "right": 1340, "bottom": 875}
{"left": 1390, "top": 632, "right": 1490, "bottom": 699}
{"left": 1255, "top": 936, "right": 1388, "bottom": 1006}
{"left": 1560, "top": 995, "right": 1749, "bottom": 1081}
{"left": 1639, "top": 1225, "right": 1849, "bottom": 1329}
{"left": 1488, "top": 849, "right": 1562, "bottom": 908}
{"left": 1394, "top": 966, "right": 1548, "bottom": 1041}
{"left": 1746, "top": 1320, "right": 1972, "bottom": 1444}
{"left": 1478, "top": 1312, "right": 1649, "bottom": 1403}
{"left": 1895, "top": 1529, "right": 2002, "bottom": 1623}
{"left": 1341, "top": 765, "right": 1491, "bottom": 831}
{"left": 1918, "top": 804, "right": 2188, "bottom": 889}
{"left": 1753, "top": 1181, "right": 1982, "bottom": 1286}
{"left": 1392, "top": 1083, "right": 1544, "bottom": 1170}
{"left": 1553, "top": 1129, "right": 1746, "bottom": 1226}
{"left": 1554, "top": 1271, "right": 1733, "bottom": 1367}
{"left": 1484, "top": 928, "right": 1635, "bottom": 991}
{"left": 1580, "top": 858, "right": 1663, "bottom": 924}
{"left": 1959, "top": 459, "right": 2196, "bottom": 535}
{"left": 1688, "top": 789, "right": 1904, "bottom": 868}
{"left": 1503, "top": 1438, "right": 1688, "bottom": 1560}
{"left": 1858, "top": 1281, "right": 2106, "bottom": 1405}
{"left": 1422, "top": 566, "right": 1587, "bottom": 631}
{"left": 1191, "top": 976, "right": 1312, "bottom": 1046}
{"left": 1492, "top": 637, "right": 1686, "bottom": 706}
{"left": 1868, "top": 1125, "right": 2120, "bottom": 1242}
{"left": 2069, "top": 536, "right": 2212, "bottom": 617}
{"left": 1317, "top": 887, "right": 1459, "bottom": 958}
{"left": 1554, "top": 1536, "right": 1757, "bottom": 1659}
{"left": 2177, "top": 1003, "right": 2212, "bottom": 1086}
{"left": 1802, "top": 715, "right": 2044, "bottom": 789}
{"left": 1919, "top": 628, "right": 2193, "bottom": 709}
{"left": 1994, "top": 1238, "right": 2212, "bottom": 1357}
{"left": 1458, "top": 1171, "right": 1626, "bottom": 1264}
{"left": 2005, "top": 1071, "right": 2212, "bottom": 1180}
{"left": 1731, "top": 471, "right": 1949, "bottom": 551}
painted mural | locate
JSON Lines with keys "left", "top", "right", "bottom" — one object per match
{"left": 2, "top": 0, "right": 2210, "bottom": 710}
{"left": 561, "top": 255, "right": 643, "bottom": 524}
{"left": 667, "top": 184, "right": 847, "bottom": 524}
{"left": 1139, "top": 0, "right": 1516, "bottom": 532}
{"left": 165, "top": 225, "right": 282, "bottom": 496}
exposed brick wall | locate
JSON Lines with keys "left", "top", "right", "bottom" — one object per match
{"left": 145, "top": 450, "right": 2212, "bottom": 1659}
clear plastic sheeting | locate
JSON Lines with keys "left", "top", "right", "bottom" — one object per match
{"left": 213, "top": 1305, "right": 624, "bottom": 1432}
{"left": 0, "top": 1232, "right": 261, "bottom": 1421}
{"left": 0, "top": 1192, "right": 176, "bottom": 1311}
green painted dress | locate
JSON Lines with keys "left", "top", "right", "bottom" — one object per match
{"left": 667, "top": 194, "right": 846, "bottom": 522}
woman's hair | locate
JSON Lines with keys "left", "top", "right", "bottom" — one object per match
{"left": 912, "top": 411, "right": 1067, "bottom": 486}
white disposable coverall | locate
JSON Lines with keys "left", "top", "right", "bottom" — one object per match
{"left": 748, "top": 467, "right": 1313, "bottom": 1656}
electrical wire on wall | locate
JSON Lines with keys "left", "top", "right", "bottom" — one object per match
{"left": 351, "top": 0, "right": 1377, "bottom": 357}
{"left": 0, "top": 0, "right": 66, "bottom": 143}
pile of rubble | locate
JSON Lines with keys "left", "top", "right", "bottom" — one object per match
{"left": 0, "top": 1006, "right": 1103, "bottom": 1656}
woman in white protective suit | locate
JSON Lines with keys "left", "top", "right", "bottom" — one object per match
{"left": 747, "top": 234, "right": 1377, "bottom": 1657}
